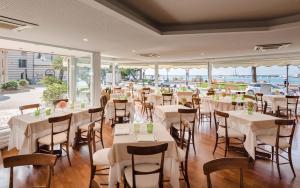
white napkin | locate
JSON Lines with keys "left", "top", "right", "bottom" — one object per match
{"left": 114, "top": 126, "right": 130, "bottom": 136}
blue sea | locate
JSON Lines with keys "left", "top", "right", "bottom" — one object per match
{"left": 146, "top": 75, "right": 300, "bottom": 85}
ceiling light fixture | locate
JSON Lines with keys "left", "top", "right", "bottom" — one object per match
{"left": 131, "top": 49, "right": 136, "bottom": 53}
{"left": 83, "top": 38, "right": 88, "bottom": 42}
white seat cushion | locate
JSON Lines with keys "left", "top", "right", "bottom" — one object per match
{"left": 93, "top": 148, "right": 110, "bottom": 166}
{"left": 124, "top": 164, "right": 160, "bottom": 188}
{"left": 257, "top": 136, "right": 290, "bottom": 148}
{"left": 217, "top": 127, "right": 244, "bottom": 138}
{"left": 79, "top": 122, "right": 101, "bottom": 131}
{"left": 38, "top": 132, "right": 67, "bottom": 145}
{"left": 177, "top": 147, "right": 186, "bottom": 162}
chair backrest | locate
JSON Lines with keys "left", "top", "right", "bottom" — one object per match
{"left": 113, "top": 99, "right": 128, "bottom": 117}
{"left": 192, "top": 97, "right": 200, "bottom": 108}
{"left": 145, "top": 103, "right": 153, "bottom": 121}
{"left": 127, "top": 143, "right": 168, "bottom": 188}
{"left": 100, "top": 95, "right": 108, "bottom": 107}
{"left": 178, "top": 119, "right": 192, "bottom": 168}
{"left": 255, "top": 93, "right": 264, "bottom": 111}
{"left": 236, "top": 91, "right": 246, "bottom": 95}
{"left": 19, "top": 103, "right": 40, "bottom": 115}
{"left": 143, "top": 87, "right": 151, "bottom": 94}
{"left": 87, "top": 122, "right": 96, "bottom": 167}
{"left": 286, "top": 96, "right": 299, "bottom": 115}
{"left": 88, "top": 107, "right": 105, "bottom": 127}
{"left": 162, "top": 93, "right": 173, "bottom": 105}
{"left": 274, "top": 119, "right": 296, "bottom": 148}
{"left": 213, "top": 110, "right": 229, "bottom": 134}
{"left": 192, "top": 93, "right": 199, "bottom": 99}
{"left": 48, "top": 113, "right": 72, "bottom": 152}
{"left": 53, "top": 98, "right": 69, "bottom": 106}
{"left": 203, "top": 157, "right": 249, "bottom": 188}
{"left": 141, "top": 91, "right": 147, "bottom": 104}
{"left": 184, "top": 102, "right": 193, "bottom": 108}
{"left": 3, "top": 153, "right": 57, "bottom": 188}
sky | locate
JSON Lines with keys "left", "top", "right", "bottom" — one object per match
{"left": 145, "top": 65, "right": 300, "bottom": 76}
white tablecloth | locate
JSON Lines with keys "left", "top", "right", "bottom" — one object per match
{"left": 153, "top": 105, "right": 190, "bottom": 129}
{"left": 226, "top": 110, "right": 280, "bottom": 159}
{"left": 262, "top": 95, "right": 286, "bottom": 112}
{"left": 8, "top": 107, "right": 92, "bottom": 154}
{"left": 108, "top": 123, "right": 180, "bottom": 188}
{"left": 105, "top": 99, "right": 135, "bottom": 122}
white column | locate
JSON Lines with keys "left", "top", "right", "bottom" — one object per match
{"left": 112, "top": 63, "right": 116, "bottom": 87}
{"left": 155, "top": 63, "right": 159, "bottom": 90}
{"left": 91, "top": 52, "right": 101, "bottom": 106}
{"left": 208, "top": 62, "right": 213, "bottom": 87}
{"left": 68, "top": 56, "right": 76, "bottom": 102}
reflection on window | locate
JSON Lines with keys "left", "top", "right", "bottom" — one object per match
{"left": 75, "top": 57, "right": 91, "bottom": 104}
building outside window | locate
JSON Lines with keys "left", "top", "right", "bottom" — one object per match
{"left": 18, "top": 59, "right": 27, "bottom": 68}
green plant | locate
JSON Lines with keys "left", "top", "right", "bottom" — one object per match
{"left": 18, "top": 79, "right": 29, "bottom": 87}
{"left": 39, "top": 76, "right": 63, "bottom": 86}
{"left": 1, "top": 80, "right": 19, "bottom": 90}
{"left": 42, "top": 83, "right": 68, "bottom": 104}
{"left": 52, "top": 56, "right": 67, "bottom": 81}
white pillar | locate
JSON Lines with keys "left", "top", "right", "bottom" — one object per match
{"left": 112, "top": 63, "right": 116, "bottom": 87}
{"left": 91, "top": 52, "right": 101, "bottom": 106}
{"left": 68, "top": 56, "right": 76, "bottom": 102}
{"left": 208, "top": 62, "right": 213, "bottom": 87}
{"left": 155, "top": 63, "right": 159, "bottom": 90}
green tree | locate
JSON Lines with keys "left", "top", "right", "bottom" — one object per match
{"left": 52, "top": 56, "right": 67, "bottom": 81}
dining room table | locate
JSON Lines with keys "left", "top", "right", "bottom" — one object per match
{"left": 201, "top": 95, "right": 256, "bottom": 112}
{"left": 7, "top": 105, "right": 93, "bottom": 154}
{"left": 153, "top": 104, "right": 190, "bottom": 129}
{"left": 175, "top": 91, "right": 193, "bottom": 104}
{"left": 107, "top": 123, "right": 180, "bottom": 188}
{"left": 225, "top": 110, "right": 280, "bottom": 159}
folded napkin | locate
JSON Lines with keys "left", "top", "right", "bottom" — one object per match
{"left": 114, "top": 126, "right": 130, "bottom": 136}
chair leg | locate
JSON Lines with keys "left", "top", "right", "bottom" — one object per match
{"left": 89, "top": 166, "right": 96, "bottom": 188}
{"left": 213, "top": 134, "right": 218, "bottom": 154}
{"left": 66, "top": 143, "right": 71, "bottom": 167}
{"left": 181, "top": 162, "right": 190, "bottom": 188}
{"left": 123, "top": 173, "right": 127, "bottom": 188}
{"left": 288, "top": 147, "right": 296, "bottom": 177}
{"left": 224, "top": 138, "right": 229, "bottom": 157}
{"left": 209, "top": 115, "right": 212, "bottom": 128}
{"left": 192, "top": 129, "right": 196, "bottom": 155}
{"left": 271, "top": 146, "right": 274, "bottom": 162}
{"left": 275, "top": 147, "right": 281, "bottom": 179}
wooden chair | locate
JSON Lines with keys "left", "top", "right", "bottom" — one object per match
{"left": 171, "top": 108, "right": 197, "bottom": 155}
{"left": 231, "top": 101, "right": 244, "bottom": 111}
{"left": 3, "top": 153, "right": 57, "bottom": 188}
{"left": 77, "top": 107, "right": 105, "bottom": 148}
{"left": 213, "top": 110, "right": 245, "bottom": 157}
{"left": 53, "top": 98, "right": 69, "bottom": 106}
{"left": 19, "top": 103, "right": 40, "bottom": 115}
{"left": 203, "top": 157, "right": 249, "bottom": 188}
{"left": 256, "top": 119, "right": 296, "bottom": 178}
{"left": 176, "top": 119, "right": 192, "bottom": 188}
{"left": 91, "top": 180, "right": 101, "bottom": 188}
{"left": 193, "top": 97, "right": 212, "bottom": 128}
{"left": 140, "top": 91, "right": 147, "bottom": 114}
{"left": 123, "top": 143, "right": 168, "bottom": 188}
{"left": 113, "top": 99, "right": 130, "bottom": 125}
{"left": 87, "top": 122, "right": 111, "bottom": 188}
{"left": 263, "top": 101, "right": 276, "bottom": 116}
{"left": 142, "top": 87, "right": 151, "bottom": 94}
{"left": 37, "top": 113, "right": 72, "bottom": 166}
{"left": 277, "top": 96, "right": 299, "bottom": 121}
{"left": 162, "top": 93, "right": 173, "bottom": 105}
{"left": 255, "top": 93, "right": 264, "bottom": 112}
{"left": 100, "top": 95, "right": 108, "bottom": 108}
{"left": 144, "top": 102, "right": 154, "bottom": 121}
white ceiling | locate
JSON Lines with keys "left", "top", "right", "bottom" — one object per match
{"left": 0, "top": 0, "right": 300, "bottom": 64}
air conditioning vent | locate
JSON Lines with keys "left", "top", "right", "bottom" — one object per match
{"left": 254, "top": 43, "right": 291, "bottom": 52}
{"left": 138, "top": 53, "right": 160, "bottom": 58}
{"left": 0, "top": 15, "right": 38, "bottom": 31}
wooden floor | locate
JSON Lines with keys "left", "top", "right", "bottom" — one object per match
{"left": 1, "top": 107, "right": 300, "bottom": 188}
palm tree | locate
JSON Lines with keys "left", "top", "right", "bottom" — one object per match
{"left": 52, "top": 56, "right": 66, "bottom": 81}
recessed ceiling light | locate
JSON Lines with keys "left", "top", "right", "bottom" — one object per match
{"left": 83, "top": 38, "right": 88, "bottom": 42}
{"left": 131, "top": 49, "right": 136, "bottom": 53}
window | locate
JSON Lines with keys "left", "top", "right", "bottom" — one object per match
{"left": 18, "top": 59, "right": 27, "bottom": 68}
